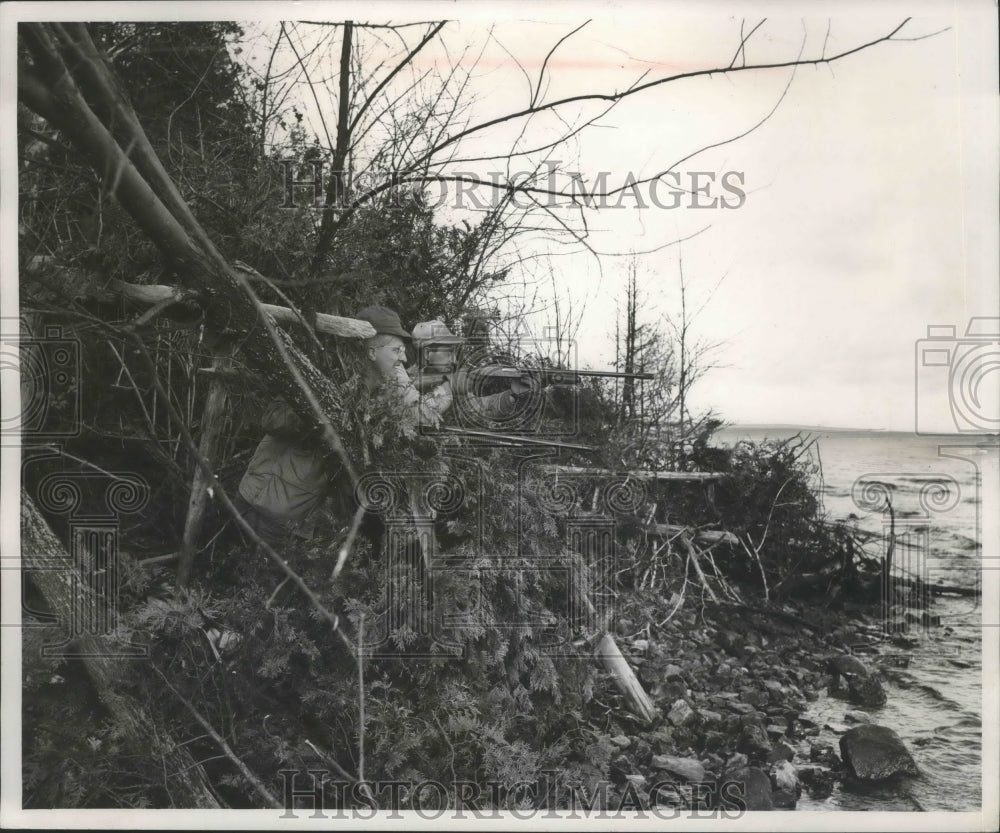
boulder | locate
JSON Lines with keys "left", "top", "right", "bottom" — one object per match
{"left": 844, "top": 710, "right": 872, "bottom": 725}
{"left": 651, "top": 754, "right": 706, "bottom": 782}
{"left": 827, "top": 654, "right": 869, "bottom": 677}
{"left": 848, "top": 674, "right": 888, "bottom": 708}
{"left": 839, "top": 725, "right": 918, "bottom": 782}
{"left": 724, "top": 766, "right": 773, "bottom": 811}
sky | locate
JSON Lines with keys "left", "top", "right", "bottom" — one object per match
{"left": 3, "top": 0, "right": 998, "bottom": 432}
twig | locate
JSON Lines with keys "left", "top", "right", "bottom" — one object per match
{"left": 265, "top": 576, "right": 291, "bottom": 609}
{"left": 680, "top": 533, "right": 718, "bottom": 603}
{"left": 331, "top": 505, "right": 366, "bottom": 582}
{"left": 357, "top": 614, "right": 366, "bottom": 785}
{"left": 153, "top": 666, "right": 281, "bottom": 809}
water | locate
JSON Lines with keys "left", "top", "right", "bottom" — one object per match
{"left": 713, "top": 427, "right": 995, "bottom": 811}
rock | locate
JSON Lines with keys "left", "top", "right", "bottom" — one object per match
{"left": 730, "top": 702, "right": 757, "bottom": 715}
{"left": 803, "top": 687, "right": 820, "bottom": 702}
{"left": 610, "top": 734, "right": 632, "bottom": 749}
{"left": 848, "top": 674, "right": 888, "bottom": 708}
{"left": 763, "top": 679, "right": 784, "bottom": 695}
{"left": 769, "top": 759, "right": 799, "bottom": 793}
{"left": 650, "top": 725, "right": 674, "bottom": 750}
{"left": 765, "top": 724, "right": 787, "bottom": 741}
{"left": 809, "top": 743, "right": 840, "bottom": 767}
{"left": 740, "top": 688, "right": 769, "bottom": 708}
{"left": 651, "top": 754, "right": 706, "bottom": 782}
{"left": 839, "top": 725, "right": 918, "bottom": 782}
{"left": 737, "top": 724, "right": 772, "bottom": 756}
{"left": 631, "top": 738, "right": 652, "bottom": 763}
{"left": 664, "top": 663, "right": 685, "bottom": 680}
{"left": 668, "top": 699, "right": 696, "bottom": 726}
{"left": 828, "top": 654, "right": 869, "bottom": 677}
{"left": 699, "top": 709, "right": 723, "bottom": 727}
{"left": 798, "top": 765, "right": 834, "bottom": 799}
{"left": 717, "top": 630, "right": 743, "bottom": 653}
{"left": 631, "top": 639, "right": 649, "bottom": 652}
{"left": 766, "top": 742, "right": 795, "bottom": 764}
{"left": 844, "top": 710, "right": 871, "bottom": 725}
{"left": 609, "top": 753, "right": 632, "bottom": 782}
{"left": 771, "top": 788, "right": 798, "bottom": 809}
{"left": 701, "top": 731, "right": 727, "bottom": 752}
{"left": 725, "top": 752, "right": 748, "bottom": 770}
{"left": 625, "top": 773, "right": 647, "bottom": 789}
{"left": 724, "top": 766, "right": 773, "bottom": 811}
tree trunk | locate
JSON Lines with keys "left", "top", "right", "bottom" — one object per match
{"left": 176, "top": 347, "right": 233, "bottom": 587}
{"left": 20, "top": 491, "right": 223, "bottom": 808}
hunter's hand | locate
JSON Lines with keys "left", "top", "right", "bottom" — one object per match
{"left": 510, "top": 370, "right": 540, "bottom": 398}
{"left": 448, "top": 367, "right": 472, "bottom": 396}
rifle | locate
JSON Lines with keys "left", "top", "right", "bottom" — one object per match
{"left": 434, "top": 426, "right": 596, "bottom": 452}
{"left": 410, "top": 364, "right": 654, "bottom": 392}
{"left": 469, "top": 366, "right": 654, "bottom": 385}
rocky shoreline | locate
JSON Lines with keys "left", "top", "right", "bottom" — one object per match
{"left": 598, "top": 594, "right": 921, "bottom": 811}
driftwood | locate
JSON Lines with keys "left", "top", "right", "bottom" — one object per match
{"left": 20, "top": 491, "right": 223, "bottom": 808}
{"left": 594, "top": 633, "right": 658, "bottom": 724}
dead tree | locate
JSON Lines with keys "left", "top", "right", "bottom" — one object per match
{"left": 20, "top": 491, "right": 223, "bottom": 808}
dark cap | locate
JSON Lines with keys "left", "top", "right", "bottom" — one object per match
{"left": 355, "top": 305, "right": 410, "bottom": 340}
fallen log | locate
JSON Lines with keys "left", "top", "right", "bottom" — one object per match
{"left": 112, "top": 279, "right": 375, "bottom": 339}
{"left": 21, "top": 491, "right": 223, "bottom": 808}
{"left": 594, "top": 633, "right": 658, "bottom": 725}
{"left": 541, "top": 465, "right": 724, "bottom": 482}
{"left": 23, "top": 258, "right": 376, "bottom": 340}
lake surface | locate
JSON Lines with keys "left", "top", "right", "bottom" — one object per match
{"left": 713, "top": 427, "right": 996, "bottom": 812}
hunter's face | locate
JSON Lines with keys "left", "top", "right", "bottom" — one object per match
{"left": 370, "top": 336, "right": 408, "bottom": 378}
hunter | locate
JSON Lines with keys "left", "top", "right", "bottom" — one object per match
{"left": 234, "top": 305, "right": 452, "bottom": 545}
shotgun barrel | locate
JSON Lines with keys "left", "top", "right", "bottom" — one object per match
{"left": 435, "top": 426, "right": 596, "bottom": 452}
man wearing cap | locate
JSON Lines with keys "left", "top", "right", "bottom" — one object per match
{"left": 235, "top": 305, "right": 452, "bottom": 545}
{"left": 409, "top": 319, "right": 540, "bottom": 425}
{"left": 357, "top": 307, "right": 453, "bottom": 434}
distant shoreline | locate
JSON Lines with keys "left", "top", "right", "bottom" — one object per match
{"left": 718, "top": 424, "right": 1000, "bottom": 438}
